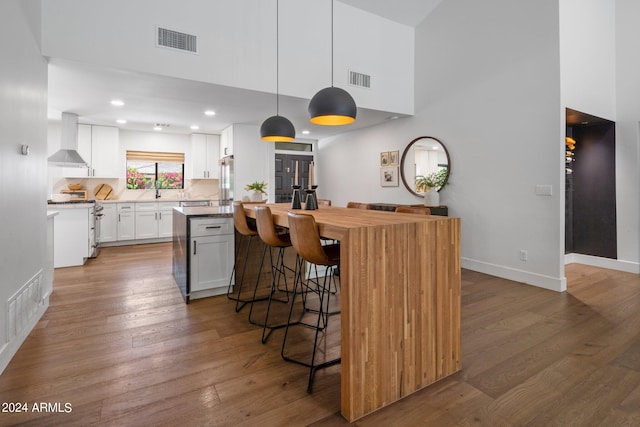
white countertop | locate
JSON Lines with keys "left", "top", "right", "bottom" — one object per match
{"left": 96, "top": 198, "right": 219, "bottom": 204}
{"left": 173, "top": 206, "right": 233, "bottom": 216}
{"left": 46, "top": 203, "right": 94, "bottom": 209}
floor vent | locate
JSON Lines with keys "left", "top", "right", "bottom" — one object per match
{"left": 157, "top": 27, "right": 198, "bottom": 54}
{"left": 7, "top": 271, "right": 43, "bottom": 343}
{"left": 349, "top": 70, "right": 371, "bottom": 89}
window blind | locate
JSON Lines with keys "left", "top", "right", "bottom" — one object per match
{"left": 126, "top": 151, "right": 184, "bottom": 163}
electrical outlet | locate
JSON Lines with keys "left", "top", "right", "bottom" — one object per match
{"left": 519, "top": 250, "right": 528, "bottom": 261}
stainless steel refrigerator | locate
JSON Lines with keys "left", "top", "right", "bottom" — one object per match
{"left": 219, "top": 155, "right": 234, "bottom": 205}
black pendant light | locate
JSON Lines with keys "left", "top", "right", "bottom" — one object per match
{"left": 308, "top": 0, "right": 357, "bottom": 126}
{"left": 260, "top": 0, "right": 295, "bottom": 142}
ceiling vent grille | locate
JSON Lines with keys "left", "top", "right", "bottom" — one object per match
{"left": 157, "top": 27, "right": 198, "bottom": 54}
{"left": 349, "top": 70, "right": 371, "bottom": 89}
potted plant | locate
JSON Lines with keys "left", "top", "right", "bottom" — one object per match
{"left": 245, "top": 181, "right": 268, "bottom": 201}
{"left": 415, "top": 169, "right": 447, "bottom": 206}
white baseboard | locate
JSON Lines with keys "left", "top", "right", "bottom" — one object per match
{"left": 100, "top": 236, "right": 172, "bottom": 247}
{"left": 564, "top": 253, "right": 640, "bottom": 274}
{"left": 461, "top": 258, "right": 566, "bottom": 292}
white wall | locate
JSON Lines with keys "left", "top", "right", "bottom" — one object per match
{"left": 615, "top": 0, "right": 640, "bottom": 268}
{"left": 40, "top": 0, "right": 414, "bottom": 115}
{"left": 0, "top": 0, "right": 49, "bottom": 372}
{"left": 320, "top": 0, "right": 565, "bottom": 291}
{"left": 232, "top": 124, "right": 272, "bottom": 202}
{"left": 560, "top": 0, "right": 616, "bottom": 121}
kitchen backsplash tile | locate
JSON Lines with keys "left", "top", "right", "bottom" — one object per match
{"left": 50, "top": 178, "right": 219, "bottom": 201}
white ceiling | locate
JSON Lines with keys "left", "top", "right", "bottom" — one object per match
{"left": 340, "top": 0, "right": 443, "bottom": 27}
{"left": 47, "top": 0, "right": 441, "bottom": 140}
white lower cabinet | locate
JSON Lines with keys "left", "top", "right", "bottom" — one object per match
{"left": 158, "top": 205, "right": 174, "bottom": 238}
{"left": 190, "top": 235, "right": 234, "bottom": 292}
{"left": 117, "top": 203, "right": 135, "bottom": 241}
{"left": 99, "top": 204, "right": 117, "bottom": 243}
{"left": 53, "top": 207, "right": 90, "bottom": 268}
{"left": 189, "top": 217, "right": 234, "bottom": 297}
{"left": 101, "top": 201, "right": 180, "bottom": 244}
{"left": 135, "top": 205, "right": 158, "bottom": 239}
{"left": 135, "top": 202, "right": 179, "bottom": 240}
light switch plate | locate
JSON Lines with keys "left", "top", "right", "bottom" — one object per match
{"left": 535, "top": 184, "right": 552, "bottom": 196}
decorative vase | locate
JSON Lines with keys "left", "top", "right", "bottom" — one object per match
{"left": 424, "top": 188, "right": 440, "bottom": 207}
{"left": 251, "top": 190, "right": 263, "bottom": 202}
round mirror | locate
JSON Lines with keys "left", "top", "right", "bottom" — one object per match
{"left": 400, "top": 136, "right": 450, "bottom": 198}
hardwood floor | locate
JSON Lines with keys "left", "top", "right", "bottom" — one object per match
{"left": 1, "top": 243, "right": 639, "bottom": 426}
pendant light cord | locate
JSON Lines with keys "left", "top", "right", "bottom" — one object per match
{"left": 331, "top": 0, "right": 334, "bottom": 87}
{"left": 276, "top": 0, "right": 280, "bottom": 115}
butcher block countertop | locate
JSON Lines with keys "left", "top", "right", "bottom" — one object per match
{"left": 244, "top": 203, "right": 461, "bottom": 421}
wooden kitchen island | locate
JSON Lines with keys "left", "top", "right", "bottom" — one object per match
{"left": 244, "top": 203, "right": 461, "bottom": 422}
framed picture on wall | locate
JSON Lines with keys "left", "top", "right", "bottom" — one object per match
{"left": 380, "top": 166, "right": 399, "bottom": 187}
{"left": 380, "top": 152, "right": 390, "bottom": 166}
{"left": 389, "top": 150, "right": 399, "bottom": 166}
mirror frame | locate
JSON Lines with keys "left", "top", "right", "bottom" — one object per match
{"left": 399, "top": 136, "right": 451, "bottom": 198}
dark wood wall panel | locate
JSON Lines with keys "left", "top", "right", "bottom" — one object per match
{"left": 568, "top": 122, "right": 617, "bottom": 259}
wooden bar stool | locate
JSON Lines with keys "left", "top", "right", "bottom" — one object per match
{"left": 227, "top": 201, "right": 268, "bottom": 312}
{"left": 346, "top": 201, "right": 370, "bottom": 209}
{"left": 282, "top": 212, "right": 341, "bottom": 393}
{"left": 250, "top": 205, "right": 295, "bottom": 344}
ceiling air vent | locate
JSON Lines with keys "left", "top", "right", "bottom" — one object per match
{"left": 157, "top": 27, "right": 198, "bottom": 54}
{"left": 349, "top": 70, "right": 371, "bottom": 89}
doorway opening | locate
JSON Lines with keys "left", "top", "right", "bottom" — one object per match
{"left": 274, "top": 141, "right": 314, "bottom": 203}
{"left": 565, "top": 108, "right": 616, "bottom": 259}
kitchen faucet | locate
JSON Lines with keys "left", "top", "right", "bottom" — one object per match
{"left": 155, "top": 181, "right": 161, "bottom": 199}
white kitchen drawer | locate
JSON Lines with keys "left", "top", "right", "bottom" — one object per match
{"left": 117, "top": 203, "right": 135, "bottom": 212}
{"left": 158, "top": 201, "right": 179, "bottom": 210}
{"left": 190, "top": 217, "right": 232, "bottom": 237}
{"left": 135, "top": 202, "right": 158, "bottom": 211}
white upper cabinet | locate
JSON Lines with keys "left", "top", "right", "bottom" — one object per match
{"left": 62, "top": 124, "right": 119, "bottom": 178}
{"left": 220, "top": 126, "right": 233, "bottom": 158}
{"left": 90, "top": 126, "right": 120, "bottom": 178}
{"left": 191, "top": 133, "right": 220, "bottom": 179}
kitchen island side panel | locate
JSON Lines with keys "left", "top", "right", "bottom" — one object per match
{"left": 172, "top": 209, "right": 188, "bottom": 302}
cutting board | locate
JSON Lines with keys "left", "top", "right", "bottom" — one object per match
{"left": 94, "top": 184, "right": 114, "bottom": 200}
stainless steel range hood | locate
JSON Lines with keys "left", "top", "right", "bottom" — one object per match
{"left": 47, "top": 112, "right": 88, "bottom": 167}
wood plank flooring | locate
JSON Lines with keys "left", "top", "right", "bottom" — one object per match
{"left": 1, "top": 243, "right": 640, "bottom": 426}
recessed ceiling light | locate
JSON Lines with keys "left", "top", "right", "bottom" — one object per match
{"left": 204, "top": 110, "right": 216, "bottom": 116}
{"left": 153, "top": 126, "right": 163, "bottom": 131}
{"left": 110, "top": 99, "right": 125, "bottom": 107}
{"left": 302, "top": 130, "right": 310, "bottom": 135}
{"left": 190, "top": 125, "right": 200, "bottom": 130}
{"left": 116, "top": 119, "right": 127, "bottom": 124}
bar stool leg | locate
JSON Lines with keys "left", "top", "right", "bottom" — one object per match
{"left": 248, "top": 245, "right": 294, "bottom": 343}
{"left": 227, "top": 234, "right": 269, "bottom": 312}
{"left": 281, "top": 262, "right": 341, "bottom": 393}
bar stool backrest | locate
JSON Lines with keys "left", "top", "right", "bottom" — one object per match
{"left": 233, "top": 201, "right": 257, "bottom": 236}
{"left": 395, "top": 206, "right": 431, "bottom": 215}
{"left": 288, "top": 212, "right": 334, "bottom": 266}
{"left": 346, "top": 201, "right": 370, "bottom": 209}
{"left": 255, "top": 206, "right": 290, "bottom": 248}
{"left": 317, "top": 199, "right": 332, "bottom": 206}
